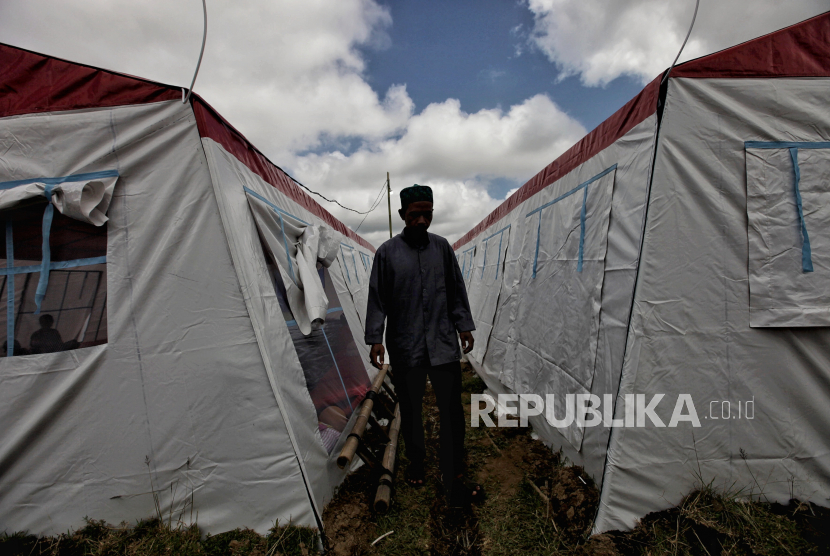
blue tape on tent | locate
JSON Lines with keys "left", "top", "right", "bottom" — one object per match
{"left": 0, "top": 169, "right": 119, "bottom": 190}
{"left": 531, "top": 215, "right": 543, "bottom": 279}
{"left": 278, "top": 213, "right": 297, "bottom": 284}
{"left": 461, "top": 245, "right": 475, "bottom": 279}
{"left": 577, "top": 186, "right": 588, "bottom": 273}
{"left": 244, "top": 186, "right": 310, "bottom": 284}
{"left": 790, "top": 148, "right": 813, "bottom": 273}
{"left": 243, "top": 186, "right": 310, "bottom": 225}
{"left": 495, "top": 231, "right": 504, "bottom": 281}
{"left": 525, "top": 164, "right": 617, "bottom": 218}
{"left": 0, "top": 172, "right": 119, "bottom": 317}
{"left": 340, "top": 243, "right": 360, "bottom": 284}
{"left": 527, "top": 164, "right": 616, "bottom": 279}
{"left": 34, "top": 184, "right": 56, "bottom": 314}
{"left": 481, "top": 244, "right": 487, "bottom": 279}
{"left": 340, "top": 246, "right": 352, "bottom": 284}
{"left": 745, "top": 141, "right": 830, "bottom": 150}
{"left": 321, "top": 327, "right": 353, "bottom": 410}
{"left": 0, "top": 256, "right": 107, "bottom": 276}
{"left": 481, "top": 225, "right": 510, "bottom": 280}
{"left": 6, "top": 221, "right": 13, "bottom": 357}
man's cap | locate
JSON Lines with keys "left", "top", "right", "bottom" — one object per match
{"left": 400, "top": 184, "right": 433, "bottom": 209}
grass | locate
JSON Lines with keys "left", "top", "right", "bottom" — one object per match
{"left": 477, "top": 479, "right": 563, "bottom": 555}
{"left": 618, "top": 485, "right": 818, "bottom": 555}
{"left": 0, "top": 518, "right": 318, "bottom": 556}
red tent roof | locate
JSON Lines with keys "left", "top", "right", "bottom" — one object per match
{"left": 452, "top": 10, "right": 830, "bottom": 250}
{"left": 0, "top": 42, "right": 374, "bottom": 252}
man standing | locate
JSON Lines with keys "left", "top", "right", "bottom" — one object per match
{"left": 365, "top": 184, "right": 482, "bottom": 504}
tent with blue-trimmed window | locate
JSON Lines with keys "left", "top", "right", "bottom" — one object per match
{"left": 0, "top": 42, "right": 378, "bottom": 536}
{"left": 453, "top": 11, "right": 830, "bottom": 533}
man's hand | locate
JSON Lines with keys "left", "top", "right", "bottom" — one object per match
{"left": 459, "top": 331, "right": 474, "bottom": 354}
{"left": 370, "top": 343, "right": 385, "bottom": 369}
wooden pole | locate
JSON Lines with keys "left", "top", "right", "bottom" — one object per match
{"left": 386, "top": 172, "right": 393, "bottom": 239}
{"left": 374, "top": 403, "right": 401, "bottom": 513}
{"left": 337, "top": 365, "right": 389, "bottom": 469}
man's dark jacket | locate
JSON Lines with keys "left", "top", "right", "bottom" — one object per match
{"left": 364, "top": 228, "right": 475, "bottom": 368}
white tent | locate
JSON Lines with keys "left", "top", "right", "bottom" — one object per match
{"left": 454, "top": 12, "right": 830, "bottom": 532}
{"left": 0, "top": 43, "right": 376, "bottom": 536}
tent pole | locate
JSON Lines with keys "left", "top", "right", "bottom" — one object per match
{"left": 387, "top": 172, "right": 392, "bottom": 239}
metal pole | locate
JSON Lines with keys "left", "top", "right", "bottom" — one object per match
{"left": 386, "top": 172, "right": 393, "bottom": 239}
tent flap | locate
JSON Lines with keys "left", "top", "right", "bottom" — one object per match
{"left": 0, "top": 173, "right": 118, "bottom": 226}
{"left": 746, "top": 144, "right": 830, "bottom": 326}
{"left": 247, "top": 189, "right": 339, "bottom": 335}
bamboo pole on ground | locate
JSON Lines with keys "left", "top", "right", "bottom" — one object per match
{"left": 373, "top": 403, "right": 401, "bottom": 513}
{"left": 337, "top": 364, "right": 389, "bottom": 469}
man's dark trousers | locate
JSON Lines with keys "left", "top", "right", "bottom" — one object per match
{"left": 392, "top": 361, "right": 465, "bottom": 493}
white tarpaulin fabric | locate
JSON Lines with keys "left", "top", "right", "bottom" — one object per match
{"left": 597, "top": 77, "right": 830, "bottom": 532}
{"left": 501, "top": 167, "right": 615, "bottom": 450}
{"left": 0, "top": 101, "right": 319, "bottom": 535}
{"left": 466, "top": 224, "right": 511, "bottom": 363}
{"left": 458, "top": 113, "right": 656, "bottom": 482}
{"left": 335, "top": 241, "right": 371, "bottom": 329}
{"left": 203, "top": 139, "right": 375, "bottom": 517}
{"left": 0, "top": 174, "right": 117, "bottom": 226}
{"left": 746, "top": 145, "right": 830, "bottom": 326}
{"left": 247, "top": 190, "right": 339, "bottom": 335}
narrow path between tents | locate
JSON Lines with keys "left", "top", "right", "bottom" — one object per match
{"left": 322, "top": 362, "right": 601, "bottom": 555}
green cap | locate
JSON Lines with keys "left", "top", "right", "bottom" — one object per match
{"left": 400, "top": 184, "right": 433, "bottom": 209}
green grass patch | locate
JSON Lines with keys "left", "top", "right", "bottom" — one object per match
{"left": 0, "top": 518, "right": 318, "bottom": 556}
{"left": 478, "top": 479, "right": 564, "bottom": 555}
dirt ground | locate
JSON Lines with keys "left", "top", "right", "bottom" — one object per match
{"left": 321, "top": 363, "right": 830, "bottom": 556}
{"left": 322, "top": 363, "right": 601, "bottom": 555}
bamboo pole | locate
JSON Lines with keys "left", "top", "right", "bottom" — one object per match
{"left": 373, "top": 403, "right": 401, "bottom": 513}
{"left": 337, "top": 364, "right": 389, "bottom": 469}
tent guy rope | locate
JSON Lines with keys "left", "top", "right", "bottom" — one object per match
{"left": 182, "top": 0, "right": 208, "bottom": 104}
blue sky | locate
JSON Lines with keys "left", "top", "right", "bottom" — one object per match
{"left": 1, "top": 0, "right": 827, "bottom": 245}
{"left": 363, "top": 1, "right": 643, "bottom": 133}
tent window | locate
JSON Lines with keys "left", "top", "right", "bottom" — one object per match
{"left": 339, "top": 243, "right": 361, "bottom": 284}
{"left": 506, "top": 165, "right": 616, "bottom": 451}
{"left": 0, "top": 202, "right": 107, "bottom": 356}
{"left": 745, "top": 142, "right": 830, "bottom": 327}
{"left": 266, "top": 253, "right": 370, "bottom": 454}
{"left": 526, "top": 165, "right": 616, "bottom": 278}
{"left": 358, "top": 251, "right": 373, "bottom": 272}
{"left": 478, "top": 225, "right": 510, "bottom": 281}
{"left": 461, "top": 245, "right": 476, "bottom": 283}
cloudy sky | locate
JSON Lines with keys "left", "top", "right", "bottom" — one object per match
{"left": 1, "top": 0, "right": 826, "bottom": 246}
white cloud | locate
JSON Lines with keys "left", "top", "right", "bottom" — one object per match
{"left": 526, "top": 0, "right": 829, "bottom": 86}
{"left": 288, "top": 94, "right": 585, "bottom": 246}
{"left": 3, "top": 1, "right": 821, "bottom": 247}
{"left": 0, "top": 0, "right": 586, "bottom": 247}
{"left": 0, "top": 0, "right": 408, "bottom": 155}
